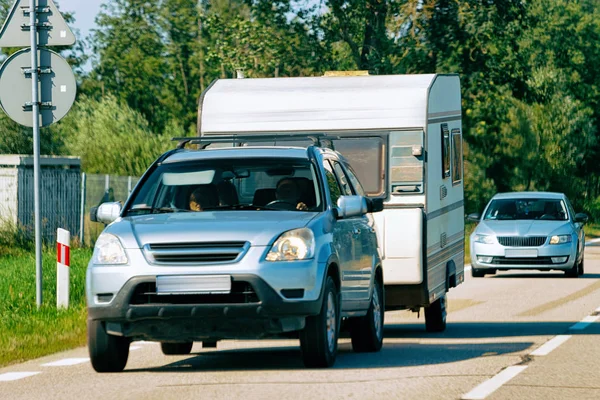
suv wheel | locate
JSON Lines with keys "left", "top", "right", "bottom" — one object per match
{"left": 161, "top": 342, "right": 194, "bottom": 355}
{"left": 300, "top": 276, "right": 339, "bottom": 368}
{"left": 350, "top": 277, "right": 384, "bottom": 353}
{"left": 88, "top": 320, "right": 130, "bottom": 373}
{"left": 425, "top": 295, "right": 447, "bottom": 333}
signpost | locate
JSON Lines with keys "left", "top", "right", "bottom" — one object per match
{"left": 0, "top": 0, "right": 77, "bottom": 308}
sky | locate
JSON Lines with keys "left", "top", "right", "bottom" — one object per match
{"left": 58, "top": 0, "right": 102, "bottom": 40}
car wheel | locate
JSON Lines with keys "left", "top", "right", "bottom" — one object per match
{"left": 300, "top": 275, "right": 339, "bottom": 368}
{"left": 471, "top": 268, "right": 485, "bottom": 278}
{"left": 88, "top": 319, "right": 130, "bottom": 373}
{"left": 349, "top": 277, "right": 384, "bottom": 353}
{"left": 425, "top": 295, "right": 447, "bottom": 333}
{"left": 578, "top": 255, "right": 585, "bottom": 276}
{"left": 565, "top": 252, "right": 581, "bottom": 278}
{"left": 161, "top": 342, "right": 194, "bottom": 355}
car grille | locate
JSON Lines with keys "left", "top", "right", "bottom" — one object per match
{"left": 145, "top": 242, "right": 249, "bottom": 264}
{"left": 491, "top": 256, "right": 556, "bottom": 265}
{"left": 497, "top": 236, "right": 547, "bottom": 247}
{"left": 129, "top": 281, "right": 259, "bottom": 305}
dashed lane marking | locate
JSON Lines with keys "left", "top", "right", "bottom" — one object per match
{"left": 42, "top": 358, "right": 89, "bottom": 367}
{"left": 569, "top": 315, "right": 600, "bottom": 330}
{"left": 462, "top": 366, "right": 528, "bottom": 400}
{"left": 0, "top": 372, "right": 40, "bottom": 382}
{"left": 529, "top": 335, "right": 572, "bottom": 356}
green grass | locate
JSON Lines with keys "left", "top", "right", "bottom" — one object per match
{"left": 585, "top": 222, "right": 600, "bottom": 240}
{"left": 0, "top": 247, "right": 92, "bottom": 368}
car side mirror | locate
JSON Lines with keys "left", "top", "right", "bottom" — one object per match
{"left": 467, "top": 213, "right": 481, "bottom": 222}
{"left": 575, "top": 213, "right": 588, "bottom": 224}
{"left": 367, "top": 197, "right": 384, "bottom": 213}
{"left": 336, "top": 195, "right": 368, "bottom": 219}
{"left": 94, "top": 202, "right": 122, "bottom": 225}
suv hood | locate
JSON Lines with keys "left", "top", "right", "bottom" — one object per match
{"left": 109, "top": 211, "right": 318, "bottom": 248}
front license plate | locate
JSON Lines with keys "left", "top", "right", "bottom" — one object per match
{"left": 504, "top": 249, "right": 538, "bottom": 258}
{"left": 156, "top": 275, "right": 231, "bottom": 295}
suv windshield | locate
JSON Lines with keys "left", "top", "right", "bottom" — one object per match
{"left": 483, "top": 198, "right": 568, "bottom": 221}
{"left": 125, "top": 158, "right": 322, "bottom": 215}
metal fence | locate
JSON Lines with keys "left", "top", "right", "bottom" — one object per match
{"left": 82, "top": 173, "right": 139, "bottom": 246}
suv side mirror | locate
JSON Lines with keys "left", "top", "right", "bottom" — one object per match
{"left": 95, "top": 202, "right": 122, "bottom": 225}
{"left": 336, "top": 196, "right": 368, "bottom": 219}
{"left": 467, "top": 213, "right": 481, "bottom": 222}
{"left": 367, "top": 197, "right": 384, "bottom": 213}
{"left": 575, "top": 213, "right": 588, "bottom": 224}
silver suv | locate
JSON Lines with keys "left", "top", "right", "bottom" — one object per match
{"left": 87, "top": 138, "right": 384, "bottom": 372}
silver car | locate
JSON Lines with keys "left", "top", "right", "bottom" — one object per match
{"left": 86, "top": 142, "right": 384, "bottom": 372}
{"left": 469, "top": 192, "right": 588, "bottom": 278}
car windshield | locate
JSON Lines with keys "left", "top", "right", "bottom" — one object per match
{"left": 125, "top": 158, "right": 322, "bottom": 215}
{"left": 483, "top": 198, "right": 568, "bottom": 221}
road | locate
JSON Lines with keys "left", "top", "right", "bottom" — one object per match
{"left": 2, "top": 245, "right": 600, "bottom": 400}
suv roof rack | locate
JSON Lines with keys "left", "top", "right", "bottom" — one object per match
{"left": 172, "top": 134, "right": 338, "bottom": 150}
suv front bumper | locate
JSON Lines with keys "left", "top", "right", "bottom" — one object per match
{"left": 87, "top": 274, "right": 325, "bottom": 341}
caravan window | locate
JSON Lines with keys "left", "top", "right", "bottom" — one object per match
{"left": 441, "top": 124, "right": 451, "bottom": 179}
{"left": 451, "top": 129, "right": 463, "bottom": 185}
{"left": 332, "top": 138, "right": 384, "bottom": 196}
{"left": 389, "top": 131, "right": 424, "bottom": 194}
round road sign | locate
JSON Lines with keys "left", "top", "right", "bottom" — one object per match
{"left": 0, "top": 48, "right": 76, "bottom": 127}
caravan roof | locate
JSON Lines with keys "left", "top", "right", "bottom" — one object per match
{"left": 199, "top": 74, "right": 459, "bottom": 134}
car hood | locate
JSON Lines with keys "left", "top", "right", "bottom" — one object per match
{"left": 107, "top": 211, "right": 318, "bottom": 248}
{"left": 474, "top": 220, "right": 573, "bottom": 237}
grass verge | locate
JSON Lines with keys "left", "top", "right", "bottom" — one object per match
{"left": 0, "top": 247, "right": 92, "bottom": 368}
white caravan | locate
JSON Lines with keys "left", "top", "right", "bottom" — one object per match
{"left": 198, "top": 73, "right": 465, "bottom": 332}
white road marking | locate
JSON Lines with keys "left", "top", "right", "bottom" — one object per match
{"left": 569, "top": 315, "right": 600, "bottom": 330}
{"left": 42, "top": 358, "right": 89, "bottom": 367}
{"left": 464, "top": 265, "right": 472, "bottom": 272}
{"left": 585, "top": 238, "right": 600, "bottom": 245}
{"left": 462, "top": 366, "right": 528, "bottom": 399}
{"left": 0, "top": 372, "right": 40, "bottom": 382}
{"left": 530, "top": 335, "right": 572, "bottom": 356}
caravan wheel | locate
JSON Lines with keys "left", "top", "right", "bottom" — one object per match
{"left": 425, "top": 295, "right": 447, "bottom": 333}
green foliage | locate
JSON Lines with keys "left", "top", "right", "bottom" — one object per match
{"left": 57, "top": 95, "right": 174, "bottom": 176}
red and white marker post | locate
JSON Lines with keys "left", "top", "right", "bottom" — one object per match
{"left": 57, "top": 228, "right": 70, "bottom": 309}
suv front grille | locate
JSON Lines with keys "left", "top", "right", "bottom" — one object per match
{"left": 498, "top": 236, "right": 547, "bottom": 247}
{"left": 145, "top": 241, "right": 248, "bottom": 264}
{"left": 129, "top": 281, "right": 259, "bottom": 305}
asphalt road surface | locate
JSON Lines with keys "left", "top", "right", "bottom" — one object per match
{"left": 2, "top": 245, "right": 600, "bottom": 400}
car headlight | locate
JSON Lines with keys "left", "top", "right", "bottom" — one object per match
{"left": 549, "top": 234, "right": 572, "bottom": 245}
{"left": 92, "top": 233, "right": 128, "bottom": 265}
{"left": 266, "top": 228, "right": 315, "bottom": 261}
{"left": 474, "top": 234, "right": 495, "bottom": 244}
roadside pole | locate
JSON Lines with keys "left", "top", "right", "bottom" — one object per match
{"left": 56, "top": 228, "right": 70, "bottom": 309}
{"left": 0, "top": 0, "right": 77, "bottom": 309}
{"left": 29, "top": 0, "right": 43, "bottom": 308}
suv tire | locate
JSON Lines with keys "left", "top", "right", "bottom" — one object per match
{"left": 425, "top": 295, "right": 447, "bottom": 333}
{"left": 88, "top": 320, "right": 130, "bottom": 373}
{"left": 300, "top": 276, "right": 339, "bottom": 368}
{"left": 161, "top": 342, "right": 194, "bottom": 355}
{"left": 350, "top": 277, "right": 384, "bottom": 353}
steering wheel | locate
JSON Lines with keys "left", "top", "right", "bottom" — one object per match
{"left": 265, "top": 200, "right": 296, "bottom": 210}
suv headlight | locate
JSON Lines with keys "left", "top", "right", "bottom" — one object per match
{"left": 266, "top": 228, "right": 315, "bottom": 261}
{"left": 549, "top": 234, "right": 572, "bottom": 245}
{"left": 474, "top": 234, "right": 495, "bottom": 244}
{"left": 92, "top": 233, "right": 128, "bottom": 265}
